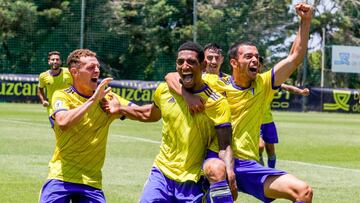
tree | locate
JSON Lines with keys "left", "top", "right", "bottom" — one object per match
{"left": 104, "top": 0, "right": 194, "bottom": 80}
{"left": 0, "top": 0, "right": 37, "bottom": 72}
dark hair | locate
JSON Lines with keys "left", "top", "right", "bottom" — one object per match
{"left": 259, "top": 56, "right": 265, "bottom": 65}
{"left": 67, "top": 49, "right": 97, "bottom": 67}
{"left": 228, "top": 41, "right": 257, "bottom": 60}
{"left": 203, "top": 43, "right": 222, "bottom": 54}
{"left": 178, "top": 41, "right": 204, "bottom": 62}
{"left": 48, "top": 51, "right": 60, "bottom": 59}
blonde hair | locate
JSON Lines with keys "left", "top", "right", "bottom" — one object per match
{"left": 67, "top": 49, "right": 96, "bottom": 68}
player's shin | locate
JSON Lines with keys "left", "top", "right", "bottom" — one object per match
{"left": 205, "top": 180, "right": 233, "bottom": 203}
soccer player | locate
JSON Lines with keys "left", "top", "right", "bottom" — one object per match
{"left": 171, "top": 43, "right": 228, "bottom": 114}
{"left": 203, "top": 43, "right": 227, "bottom": 77}
{"left": 39, "top": 49, "right": 133, "bottom": 203}
{"left": 259, "top": 84, "right": 310, "bottom": 168}
{"left": 37, "top": 51, "right": 73, "bottom": 118}
{"left": 103, "top": 42, "right": 237, "bottom": 202}
{"left": 165, "top": 3, "right": 314, "bottom": 202}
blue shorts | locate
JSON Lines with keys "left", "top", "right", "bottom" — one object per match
{"left": 206, "top": 150, "right": 286, "bottom": 203}
{"left": 39, "top": 179, "right": 106, "bottom": 203}
{"left": 140, "top": 167, "right": 203, "bottom": 203}
{"left": 260, "top": 122, "right": 279, "bottom": 144}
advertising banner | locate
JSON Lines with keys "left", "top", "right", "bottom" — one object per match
{"left": 271, "top": 89, "right": 304, "bottom": 112}
{"left": 1, "top": 74, "right": 360, "bottom": 113}
{"left": 307, "top": 87, "right": 360, "bottom": 113}
{"left": 0, "top": 74, "right": 161, "bottom": 105}
{"left": 331, "top": 45, "right": 360, "bottom": 73}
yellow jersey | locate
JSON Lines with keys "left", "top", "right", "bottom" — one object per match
{"left": 48, "top": 86, "right": 131, "bottom": 189}
{"left": 38, "top": 67, "right": 73, "bottom": 115}
{"left": 204, "top": 70, "right": 277, "bottom": 161}
{"left": 153, "top": 82, "right": 231, "bottom": 182}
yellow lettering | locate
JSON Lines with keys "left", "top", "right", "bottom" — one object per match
{"left": 281, "top": 102, "right": 289, "bottom": 108}
{"left": 126, "top": 89, "right": 134, "bottom": 101}
{"left": 23, "top": 83, "right": 32, "bottom": 96}
{"left": 352, "top": 103, "right": 360, "bottom": 112}
{"left": 273, "top": 92, "right": 282, "bottom": 99}
{"left": 121, "top": 88, "right": 127, "bottom": 98}
{"left": 6, "top": 83, "right": 14, "bottom": 95}
{"left": 271, "top": 101, "right": 289, "bottom": 109}
{"left": 14, "top": 83, "right": 22, "bottom": 96}
{"left": 0, "top": 83, "right": 5, "bottom": 95}
{"left": 111, "top": 87, "right": 121, "bottom": 96}
{"left": 354, "top": 92, "right": 359, "bottom": 100}
{"left": 133, "top": 89, "right": 141, "bottom": 101}
{"left": 32, "top": 83, "right": 38, "bottom": 96}
{"left": 142, "top": 90, "right": 151, "bottom": 101}
{"left": 284, "top": 91, "right": 290, "bottom": 100}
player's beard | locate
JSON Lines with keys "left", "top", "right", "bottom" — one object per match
{"left": 51, "top": 65, "right": 60, "bottom": 70}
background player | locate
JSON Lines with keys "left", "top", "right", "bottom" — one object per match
{"left": 259, "top": 84, "right": 310, "bottom": 168}
{"left": 37, "top": 51, "right": 72, "bottom": 121}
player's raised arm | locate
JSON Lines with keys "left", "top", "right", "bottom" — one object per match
{"left": 165, "top": 72, "right": 205, "bottom": 114}
{"left": 273, "top": 3, "right": 312, "bottom": 87}
{"left": 55, "top": 78, "right": 112, "bottom": 130}
{"left": 281, "top": 84, "right": 310, "bottom": 96}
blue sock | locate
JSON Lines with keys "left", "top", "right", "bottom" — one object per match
{"left": 267, "top": 154, "right": 276, "bottom": 168}
{"left": 294, "top": 202, "right": 305, "bottom": 203}
{"left": 205, "top": 179, "right": 234, "bottom": 203}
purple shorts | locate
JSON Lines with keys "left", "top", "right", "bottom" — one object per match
{"left": 140, "top": 167, "right": 203, "bottom": 203}
{"left": 39, "top": 179, "right": 105, "bottom": 203}
{"left": 260, "top": 122, "right": 279, "bottom": 144}
{"left": 206, "top": 150, "right": 286, "bottom": 203}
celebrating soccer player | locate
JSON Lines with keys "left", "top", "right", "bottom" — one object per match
{"left": 103, "top": 42, "right": 237, "bottom": 202}
{"left": 165, "top": 3, "right": 314, "bottom": 203}
{"left": 39, "top": 49, "right": 133, "bottom": 203}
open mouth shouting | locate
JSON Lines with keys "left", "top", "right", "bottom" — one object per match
{"left": 249, "top": 66, "right": 258, "bottom": 73}
{"left": 91, "top": 77, "right": 98, "bottom": 83}
{"left": 181, "top": 72, "right": 194, "bottom": 88}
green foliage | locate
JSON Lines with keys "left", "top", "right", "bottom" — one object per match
{"left": 0, "top": 0, "right": 359, "bottom": 86}
{"left": 104, "top": 0, "right": 192, "bottom": 80}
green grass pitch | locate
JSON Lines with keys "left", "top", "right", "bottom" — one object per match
{"left": 0, "top": 103, "right": 359, "bottom": 202}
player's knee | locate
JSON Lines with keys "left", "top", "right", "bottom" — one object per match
{"left": 295, "top": 181, "right": 313, "bottom": 202}
{"left": 203, "top": 158, "right": 226, "bottom": 184}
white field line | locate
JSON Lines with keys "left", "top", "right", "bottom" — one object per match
{"left": 280, "top": 159, "right": 360, "bottom": 173}
{"left": 0, "top": 118, "right": 49, "bottom": 127}
{"left": 111, "top": 134, "right": 161, "bottom": 144}
{"left": 3, "top": 118, "right": 360, "bottom": 173}
{"left": 111, "top": 134, "right": 360, "bottom": 174}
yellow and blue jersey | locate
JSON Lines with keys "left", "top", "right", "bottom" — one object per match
{"left": 48, "top": 86, "right": 131, "bottom": 189}
{"left": 202, "top": 72, "right": 230, "bottom": 80}
{"left": 153, "top": 82, "right": 231, "bottom": 182}
{"left": 262, "top": 103, "right": 274, "bottom": 124}
{"left": 203, "top": 69, "right": 277, "bottom": 161}
{"left": 38, "top": 67, "right": 73, "bottom": 115}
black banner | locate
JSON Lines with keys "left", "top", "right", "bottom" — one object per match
{"left": 0, "top": 74, "right": 161, "bottom": 105}
{"left": 307, "top": 87, "right": 360, "bottom": 113}
{"left": 1, "top": 74, "right": 359, "bottom": 113}
{"left": 271, "top": 89, "right": 305, "bottom": 112}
